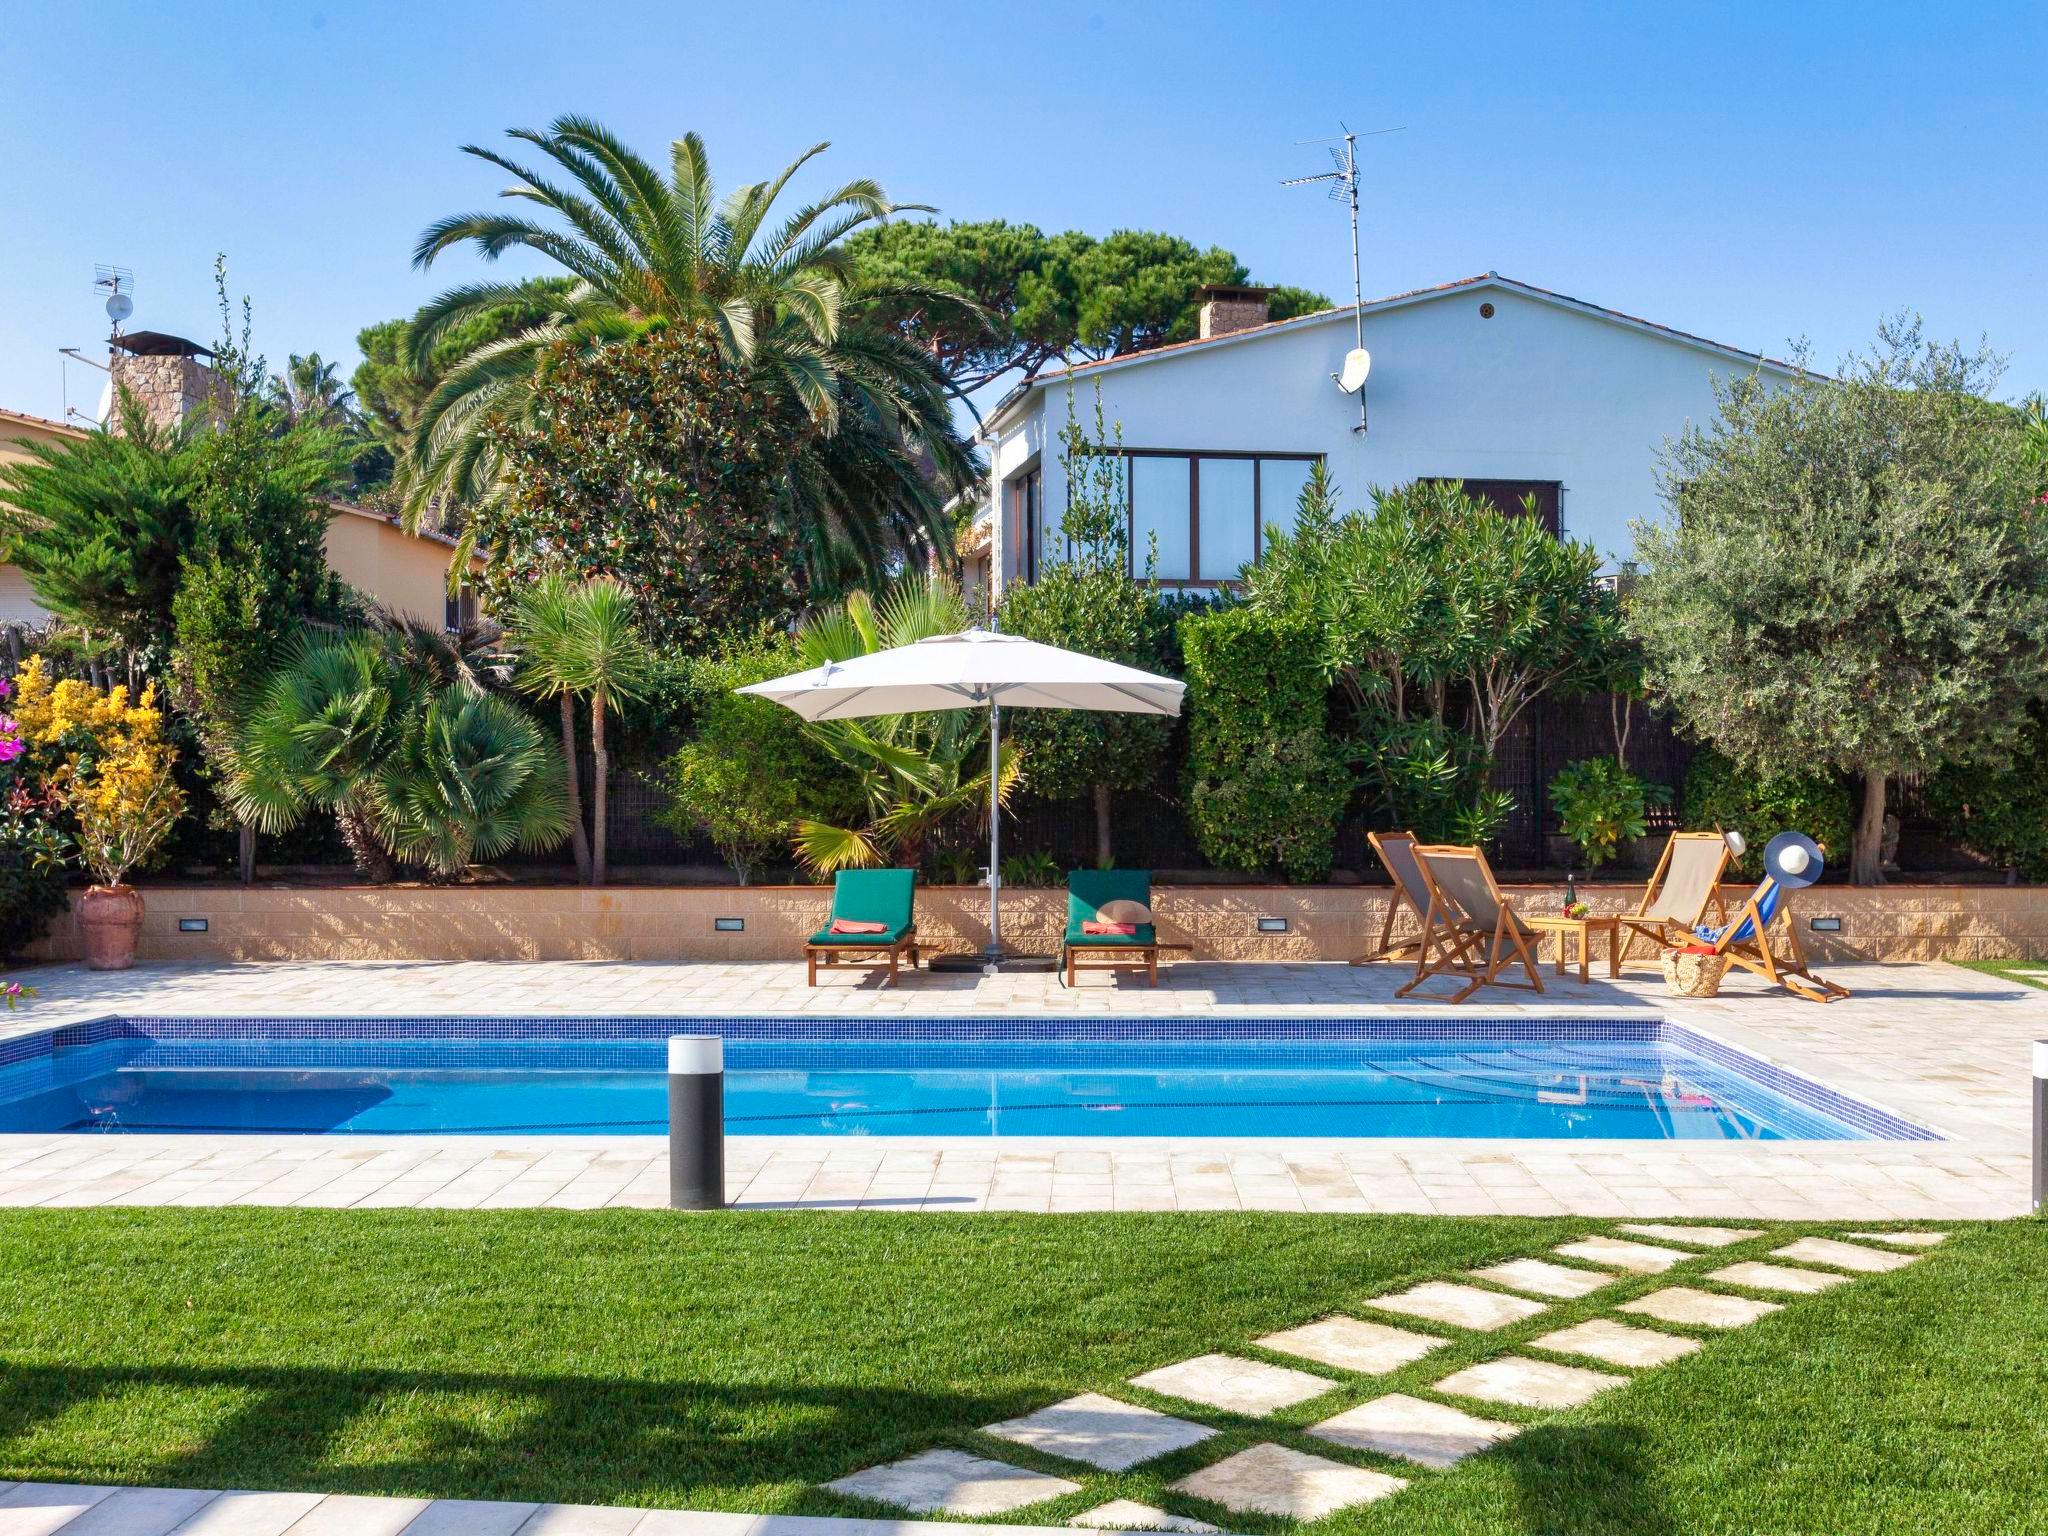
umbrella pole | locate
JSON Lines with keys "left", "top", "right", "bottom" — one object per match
{"left": 985, "top": 699, "right": 1001, "bottom": 964}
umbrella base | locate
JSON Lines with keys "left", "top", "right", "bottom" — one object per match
{"left": 928, "top": 949, "right": 1060, "bottom": 974}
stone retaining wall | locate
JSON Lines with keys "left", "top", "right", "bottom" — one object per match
{"left": 23, "top": 880, "right": 2048, "bottom": 966}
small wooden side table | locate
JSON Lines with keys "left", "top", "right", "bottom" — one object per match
{"left": 1525, "top": 914, "right": 1623, "bottom": 984}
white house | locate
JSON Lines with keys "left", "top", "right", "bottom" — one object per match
{"left": 974, "top": 273, "right": 1803, "bottom": 598}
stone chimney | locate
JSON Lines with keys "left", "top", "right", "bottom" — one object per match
{"left": 1196, "top": 285, "right": 1273, "bottom": 340}
{"left": 106, "top": 332, "right": 228, "bottom": 434}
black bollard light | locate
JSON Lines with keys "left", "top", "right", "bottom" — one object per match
{"left": 668, "top": 1035, "right": 726, "bottom": 1210}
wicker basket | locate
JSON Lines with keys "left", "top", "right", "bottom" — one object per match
{"left": 1662, "top": 950, "right": 1729, "bottom": 998}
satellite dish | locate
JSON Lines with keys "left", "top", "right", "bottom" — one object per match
{"left": 105, "top": 292, "right": 133, "bottom": 324}
{"left": 1336, "top": 346, "right": 1371, "bottom": 394}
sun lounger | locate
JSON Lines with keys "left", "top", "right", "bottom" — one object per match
{"left": 806, "top": 868, "right": 920, "bottom": 986}
{"left": 1398, "top": 844, "right": 1545, "bottom": 1004}
{"left": 1063, "top": 869, "right": 1160, "bottom": 987}
{"left": 1352, "top": 830, "right": 1432, "bottom": 964}
{"left": 1618, "top": 831, "right": 1732, "bottom": 966}
{"left": 1686, "top": 871, "right": 1850, "bottom": 1004}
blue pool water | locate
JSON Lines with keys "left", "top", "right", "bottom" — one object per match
{"left": 0, "top": 1020, "right": 1920, "bottom": 1140}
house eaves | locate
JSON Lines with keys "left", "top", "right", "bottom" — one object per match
{"left": 978, "top": 273, "right": 1809, "bottom": 440}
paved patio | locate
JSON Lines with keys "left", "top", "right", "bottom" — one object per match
{"left": 0, "top": 957, "right": 2035, "bottom": 1219}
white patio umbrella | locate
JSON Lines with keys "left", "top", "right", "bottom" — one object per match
{"left": 738, "top": 628, "right": 1184, "bottom": 968}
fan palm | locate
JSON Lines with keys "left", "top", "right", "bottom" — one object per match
{"left": 791, "top": 577, "right": 1022, "bottom": 873}
{"left": 404, "top": 116, "right": 980, "bottom": 588}
{"left": 267, "top": 354, "right": 358, "bottom": 431}
{"left": 229, "top": 624, "right": 569, "bottom": 880}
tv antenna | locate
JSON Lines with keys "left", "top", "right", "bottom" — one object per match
{"left": 94, "top": 265, "right": 135, "bottom": 335}
{"left": 1283, "top": 125, "right": 1401, "bottom": 434}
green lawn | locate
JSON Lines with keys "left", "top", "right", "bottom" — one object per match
{"left": 0, "top": 1210, "right": 2042, "bottom": 1534}
{"left": 1951, "top": 957, "right": 2048, "bottom": 991}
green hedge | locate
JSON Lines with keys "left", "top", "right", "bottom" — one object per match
{"left": 1180, "top": 606, "right": 1350, "bottom": 882}
{"left": 1681, "top": 747, "right": 1852, "bottom": 880}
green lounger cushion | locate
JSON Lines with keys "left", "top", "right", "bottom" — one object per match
{"left": 810, "top": 868, "right": 915, "bottom": 947}
{"left": 1066, "top": 869, "right": 1155, "bottom": 948}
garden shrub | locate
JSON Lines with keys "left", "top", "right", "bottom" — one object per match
{"left": 1681, "top": 747, "right": 1852, "bottom": 879}
{"left": 1549, "top": 755, "right": 1669, "bottom": 867}
{"left": 1925, "top": 707, "right": 2048, "bottom": 878}
{"left": 1180, "top": 606, "right": 1350, "bottom": 882}
{"left": 660, "top": 629, "right": 862, "bottom": 883}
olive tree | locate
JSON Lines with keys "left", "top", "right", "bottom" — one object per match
{"left": 1630, "top": 317, "right": 2048, "bottom": 884}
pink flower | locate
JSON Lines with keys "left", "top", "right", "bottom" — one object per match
{"left": 0, "top": 740, "right": 22, "bottom": 764}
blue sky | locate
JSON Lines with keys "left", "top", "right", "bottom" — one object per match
{"left": 3, "top": 0, "right": 2042, "bottom": 423}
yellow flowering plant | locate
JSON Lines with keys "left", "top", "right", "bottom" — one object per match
{"left": 11, "top": 658, "right": 185, "bottom": 888}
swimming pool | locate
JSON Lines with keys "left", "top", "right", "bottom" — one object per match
{"left": 0, "top": 1015, "right": 1932, "bottom": 1142}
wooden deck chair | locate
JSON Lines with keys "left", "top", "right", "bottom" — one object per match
{"left": 1351, "top": 831, "right": 1432, "bottom": 964}
{"left": 1617, "top": 832, "right": 1732, "bottom": 964}
{"left": 805, "top": 869, "right": 920, "bottom": 986}
{"left": 1689, "top": 874, "right": 1850, "bottom": 1004}
{"left": 1398, "top": 844, "right": 1546, "bottom": 1004}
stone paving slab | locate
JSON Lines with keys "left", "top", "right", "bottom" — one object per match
{"left": 1706, "top": 1261, "right": 1851, "bottom": 1296}
{"left": 1769, "top": 1237, "right": 1918, "bottom": 1273}
{"left": 1169, "top": 1443, "right": 1407, "bottom": 1520}
{"left": 1434, "top": 1355, "right": 1629, "bottom": 1410}
{"left": 1253, "top": 1316, "right": 1448, "bottom": 1375}
{"left": 1846, "top": 1230, "right": 1947, "bottom": 1247}
{"left": 825, "top": 1449, "right": 1081, "bottom": 1517}
{"left": 276, "top": 1493, "right": 433, "bottom": 1535}
{"left": 0, "top": 1484, "right": 118, "bottom": 1536}
{"left": 1528, "top": 1318, "right": 1702, "bottom": 1368}
{"left": 35, "top": 1485, "right": 219, "bottom": 1536}
{"left": 162, "top": 1489, "right": 327, "bottom": 1534}
{"left": 1552, "top": 1236, "right": 1692, "bottom": 1273}
{"left": 1364, "top": 1282, "right": 1548, "bottom": 1331}
{"left": 1067, "top": 1502, "right": 1219, "bottom": 1533}
{"left": 399, "top": 1500, "right": 540, "bottom": 1536}
{"left": 1129, "top": 1354, "right": 1337, "bottom": 1416}
{"left": 1468, "top": 1257, "right": 1616, "bottom": 1299}
{"left": 1616, "top": 1223, "right": 1763, "bottom": 1248}
{"left": 1618, "top": 1286, "right": 1784, "bottom": 1329}
{"left": 984, "top": 1393, "right": 1216, "bottom": 1471}
{"left": 1309, "top": 1392, "right": 1520, "bottom": 1469}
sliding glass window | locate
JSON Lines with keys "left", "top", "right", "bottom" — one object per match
{"left": 1116, "top": 452, "right": 1322, "bottom": 586}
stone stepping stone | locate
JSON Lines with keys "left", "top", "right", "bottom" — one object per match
{"left": 1170, "top": 1443, "right": 1406, "bottom": 1519}
{"left": 1069, "top": 1500, "right": 1220, "bottom": 1532}
{"left": 824, "top": 1448, "right": 1080, "bottom": 1516}
{"left": 1434, "top": 1355, "right": 1628, "bottom": 1410}
{"left": 1770, "top": 1237, "right": 1918, "bottom": 1274}
{"left": 1130, "top": 1353, "right": 1337, "bottom": 1416}
{"left": 1846, "top": 1230, "right": 1947, "bottom": 1248}
{"left": 1363, "top": 1281, "right": 1547, "bottom": 1331}
{"left": 1529, "top": 1318, "right": 1702, "bottom": 1368}
{"left": 1254, "top": 1316, "right": 1448, "bottom": 1376}
{"left": 1619, "top": 1286, "right": 1783, "bottom": 1329}
{"left": 1618, "top": 1223, "right": 1763, "bottom": 1248}
{"left": 1309, "top": 1392, "right": 1519, "bottom": 1469}
{"left": 985, "top": 1392, "right": 1216, "bottom": 1471}
{"left": 1706, "top": 1261, "right": 1849, "bottom": 1296}
{"left": 1553, "top": 1235, "right": 1691, "bottom": 1273}
{"left": 1469, "top": 1258, "right": 1615, "bottom": 1299}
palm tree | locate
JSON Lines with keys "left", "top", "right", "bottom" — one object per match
{"left": 403, "top": 116, "right": 980, "bottom": 588}
{"left": 267, "top": 354, "right": 359, "bottom": 431}
{"left": 505, "top": 575, "right": 655, "bottom": 886}
{"left": 228, "top": 623, "right": 568, "bottom": 881}
{"left": 791, "top": 577, "right": 1022, "bottom": 873}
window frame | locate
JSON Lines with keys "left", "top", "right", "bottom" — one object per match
{"left": 1109, "top": 449, "right": 1325, "bottom": 588}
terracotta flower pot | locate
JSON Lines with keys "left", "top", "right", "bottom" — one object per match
{"left": 78, "top": 884, "right": 145, "bottom": 971}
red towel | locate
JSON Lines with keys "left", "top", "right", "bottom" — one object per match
{"left": 828, "top": 919, "right": 889, "bottom": 935}
{"left": 1677, "top": 943, "right": 1718, "bottom": 955}
{"left": 1081, "top": 920, "right": 1137, "bottom": 935}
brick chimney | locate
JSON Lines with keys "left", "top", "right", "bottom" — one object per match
{"left": 106, "top": 332, "right": 228, "bottom": 434}
{"left": 1196, "top": 285, "right": 1273, "bottom": 340}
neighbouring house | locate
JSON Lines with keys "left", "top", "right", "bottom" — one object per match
{"left": 0, "top": 341, "right": 479, "bottom": 632}
{"left": 976, "top": 272, "right": 1805, "bottom": 594}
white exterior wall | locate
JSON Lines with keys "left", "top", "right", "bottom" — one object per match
{"left": 988, "top": 280, "right": 1790, "bottom": 590}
